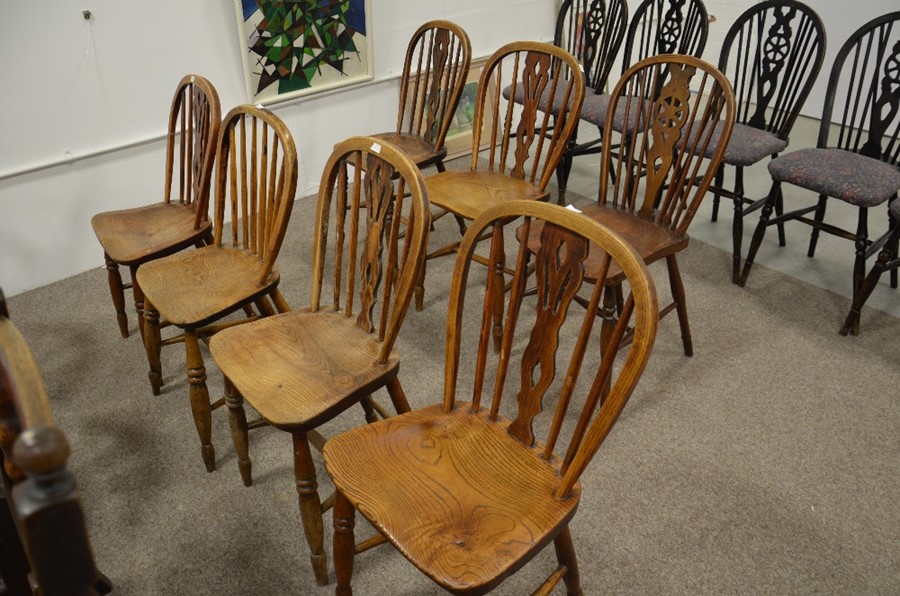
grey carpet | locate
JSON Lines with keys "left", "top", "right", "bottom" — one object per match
{"left": 7, "top": 185, "right": 899, "bottom": 595}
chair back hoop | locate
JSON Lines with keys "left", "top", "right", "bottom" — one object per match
{"left": 601, "top": 54, "right": 736, "bottom": 237}
{"left": 555, "top": 0, "right": 629, "bottom": 92}
{"left": 471, "top": 41, "right": 586, "bottom": 190}
{"left": 718, "top": 0, "right": 826, "bottom": 139}
{"left": 623, "top": 0, "right": 709, "bottom": 70}
{"left": 163, "top": 74, "right": 222, "bottom": 229}
{"left": 817, "top": 11, "right": 900, "bottom": 165}
{"left": 396, "top": 20, "right": 472, "bottom": 151}
{"left": 310, "top": 136, "right": 431, "bottom": 364}
{"left": 212, "top": 104, "right": 299, "bottom": 286}
{"left": 443, "top": 201, "right": 658, "bottom": 498}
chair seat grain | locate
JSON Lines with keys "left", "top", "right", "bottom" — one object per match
{"left": 369, "top": 132, "right": 447, "bottom": 169}
{"left": 426, "top": 170, "right": 549, "bottom": 221}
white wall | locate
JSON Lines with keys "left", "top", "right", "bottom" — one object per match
{"left": 0, "top": 0, "right": 555, "bottom": 296}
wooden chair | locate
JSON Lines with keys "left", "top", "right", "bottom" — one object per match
{"left": 705, "top": 0, "right": 826, "bottom": 284}
{"left": 369, "top": 20, "right": 471, "bottom": 172}
{"left": 524, "top": 54, "right": 735, "bottom": 357}
{"left": 137, "top": 105, "right": 298, "bottom": 473}
{"left": 0, "top": 289, "right": 111, "bottom": 595}
{"left": 91, "top": 74, "right": 221, "bottom": 338}
{"left": 738, "top": 11, "right": 900, "bottom": 328}
{"left": 208, "top": 137, "right": 431, "bottom": 586}
{"left": 417, "top": 41, "right": 585, "bottom": 328}
{"left": 556, "top": 0, "right": 709, "bottom": 203}
{"left": 323, "top": 200, "right": 659, "bottom": 595}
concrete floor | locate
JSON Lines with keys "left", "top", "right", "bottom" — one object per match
{"left": 562, "top": 114, "right": 900, "bottom": 320}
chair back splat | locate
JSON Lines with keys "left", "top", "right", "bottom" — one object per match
{"left": 623, "top": 0, "right": 709, "bottom": 69}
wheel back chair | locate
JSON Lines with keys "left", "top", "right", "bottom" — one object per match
{"left": 369, "top": 20, "right": 471, "bottom": 173}
{"left": 0, "top": 289, "right": 111, "bottom": 595}
{"left": 705, "top": 0, "right": 826, "bottom": 284}
{"left": 91, "top": 74, "right": 221, "bottom": 339}
{"left": 136, "top": 105, "right": 298, "bottom": 473}
{"left": 738, "top": 12, "right": 900, "bottom": 337}
{"left": 209, "top": 137, "right": 431, "bottom": 586}
{"left": 323, "top": 200, "right": 659, "bottom": 595}
{"left": 524, "top": 54, "right": 735, "bottom": 357}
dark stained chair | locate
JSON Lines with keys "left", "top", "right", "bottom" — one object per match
{"left": 556, "top": 0, "right": 709, "bottom": 203}
{"left": 417, "top": 41, "right": 585, "bottom": 340}
{"left": 524, "top": 54, "right": 735, "bottom": 357}
{"left": 369, "top": 20, "right": 471, "bottom": 173}
{"left": 137, "top": 105, "right": 298, "bottom": 473}
{"left": 91, "top": 74, "right": 221, "bottom": 338}
{"left": 209, "top": 137, "right": 431, "bottom": 586}
{"left": 706, "top": 0, "right": 826, "bottom": 284}
{"left": 0, "top": 289, "right": 111, "bottom": 595}
{"left": 739, "top": 11, "right": 900, "bottom": 332}
{"left": 323, "top": 200, "right": 659, "bottom": 595}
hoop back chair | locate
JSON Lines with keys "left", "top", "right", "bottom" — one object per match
{"left": 323, "top": 201, "right": 658, "bottom": 595}
{"left": 418, "top": 41, "right": 585, "bottom": 326}
{"left": 370, "top": 20, "right": 471, "bottom": 172}
{"left": 739, "top": 12, "right": 900, "bottom": 323}
{"left": 705, "top": 0, "right": 826, "bottom": 284}
{"left": 91, "top": 74, "right": 221, "bottom": 339}
{"left": 526, "top": 54, "right": 735, "bottom": 357}
{"left": 557, "top": 0, "right": 709, "bottom": 202}
{"left": 137, "top": 105, "right": 298, "bottom": 473}
{"left": 209, "top": 137, "right": 431, "bottom": 586}
{"left": 0, "top": 290, "right": 110, "bottom": 595}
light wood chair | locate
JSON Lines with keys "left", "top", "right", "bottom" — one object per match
{"left": 523, "top": 54, "right": 735, "bottom": 357}
{"left": 323, "top": 200, "right": 659, "bottom": 595}
{"left": 91, "top": 74, "right": 221, "bottom": 339}
{"left": 369, "top": 20, "right": 471, "bottom": 172}
{"left": 417, "top": 41, "right": 585, "bottom": 344}
{"left": 137, "top": 105, "right": 298, "bottom": 473}
{"left": 209, "top": 136, "right": 431, "bottom": 586}
{"left": 0, "top": 288, "right": 111, "bottom": 595}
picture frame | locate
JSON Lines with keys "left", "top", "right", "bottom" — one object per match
{"left": 442, "top": 57, "right": 498, "bottom": 161}
{"left": 234, "top": 0, "right": 374, "bottom": 105}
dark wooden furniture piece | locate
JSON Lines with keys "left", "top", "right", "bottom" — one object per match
{"left": 323, "top": 200, "right": 659, "bottom": 595}
{"left": 739, "top": 11, "right": 900, "bottom": 323}
{"left": 417, "top": 41, "right": 585, "bottom": 326}
{"left": 525, "top": 54, "right": 735, "bottom": 357}
{"left": 556, "top": 0, "right": 709, "bottom": 203}
{"left": 209, "top": 137, "right": 431, "bottom": 586}
{"left": 91, "top": 74, "right": 221, "bottom": 338}
{"left": 137, "top": 105, "right": 298, "bottom": 473}
{"left": 0, "top": 289, "right": 111, "bottom": 596}
{"left": 842, "top": 199, "right": 900, "bottom": 334}
{"left": 706, "top": 0, "right": 826, "bottom": 283}
{"left": 370, "top": 20, "right": 471, "bottom": 172}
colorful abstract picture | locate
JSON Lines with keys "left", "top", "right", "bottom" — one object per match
{"left": 234, "top": 0, "right": 373, "bottom": 104}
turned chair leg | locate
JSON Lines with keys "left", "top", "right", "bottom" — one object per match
{"left": 553, "top": 526, "right": 584, "bottom": 596}
{"left": 730, "top": 166, "right": 746, "bottom": 285}
{"left": 415, "top": 257, "right": 427, "bottom": 312}
{"left": 359, "top": 396, "right": 378, "bottom": 423}
{"left": 841, "top": 225, "right": 899, "bottom": 336}
{"left": 104, "top": 252, "right": 129, "bottom": 338}
{"left": 808, "top": 194, "right": 828, "bottom": 257}
{"left": 739, "top": 181, "right": 781, "bottom": 287}
{"left": 224, "top": 377, "right": 252, "bottom": 486}
{"left": 130, "top": 266, "right": 146, "bottom": 342}
{"left": 385, "top": 377, "right": 411, "bottom": 414}
{"left": 490, "top": 228, "right": 506, "bottom": 354}
{"left": 667, "top": 255, "right": 693, "bottom": 357}
{"left": 142, "top": 299, "right": 163, "bottom": 395}
{"left": 333, "top": 488, "right": 356, "bottom": 596}
{"left": 711, "top": 164, "right": 724, "bottom": 222}
{"left": 185, "top": 330, "right": 215, "bottom": 473}
{"left": 852, "top": 207, "right": 869, "bottom": 298}
{"left": 293, "top": 432, "right": 329, "bottom": 586}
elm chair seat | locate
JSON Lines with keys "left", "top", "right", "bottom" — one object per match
{"left": 426, "top": 170, "right": 549, "bottom": 221}
{"left": 767, "top": 148, "right": 900, "bottom": 207}
{"left": 91, "top": 203, "right": 211, "bottom": 264}
{"left": 367, "top": 132, "right": 447, "bottom": 168}
{"left": 697, "top": 122, "right": 790, "bottom": 167}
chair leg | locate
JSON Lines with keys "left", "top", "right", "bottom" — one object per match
{"left": 415, "top": 256, "right": 426, "bottom": 312}
{"left": 775, "top": 187, "right": 786, "bottom": 247}
{"left": 224, "top": 377, "right": 252, "bottom": 486}
{"left": 385, "top": 377, "right": 411, "bottom": 414}
{"left": 852, "top": 207, "right": 869, "bottom": 298}
{"left": 130, "top": 266, "right": 146, "bottom": 342}
{"left": 185, "top": 330, "right": 216, "bottom": 473}
{"left": 292, "top": 432, "right": 329, "bottom": 586}
{"left": 333, "top": 488, "right": 356, "bottom": 596}
{"left": 808, "top": 194, "right": 828, "bottom": 257}
{"left": 142, "top": 299, "right": 163, "bottom": 395}
{"left": 103, "top": 252, "right": 129, "bottom": 338}
{"left": 359, "top": 396, "right": 378, "bottom": 423}
{"left": 667, "top": 255, "right": 693, "bottom": 357}
{"left": 711, "top": 164, "right": 724, "bottom": 222}
{"left": 555, "top": 136, "right": 576, "bottom": 206}
{"left": 731, "top": 167, "right": 745, "bottom": 285}
{"left": 842, "top": 223, "right": 899, "bottom": 336}
{"left": 491, "top": 231, "right": 506, "bottom": 353}
{"left": 553, "top": 526, "right": 584, "bottom": 596}
{"left": 739, "top": 181, "right": 780, "bottom": 287}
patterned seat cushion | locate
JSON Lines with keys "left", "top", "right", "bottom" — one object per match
{"left": 768, "top": 148, "right": 900, "bottom": 207}
{"left": 502, "top": 84, "right": 643, "bottom": 132}
{"left": 694, "top": 122, "right": 788, "bottom": 166}
{"left": 500, "top": 81, "right": 583, "bottom": 118}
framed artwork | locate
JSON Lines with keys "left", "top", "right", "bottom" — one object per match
{"left": 234, "top": 0, "right": 374, "bottom": 105}
{"left": 443, "top": 57, "right": 497, "bottom": 161}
